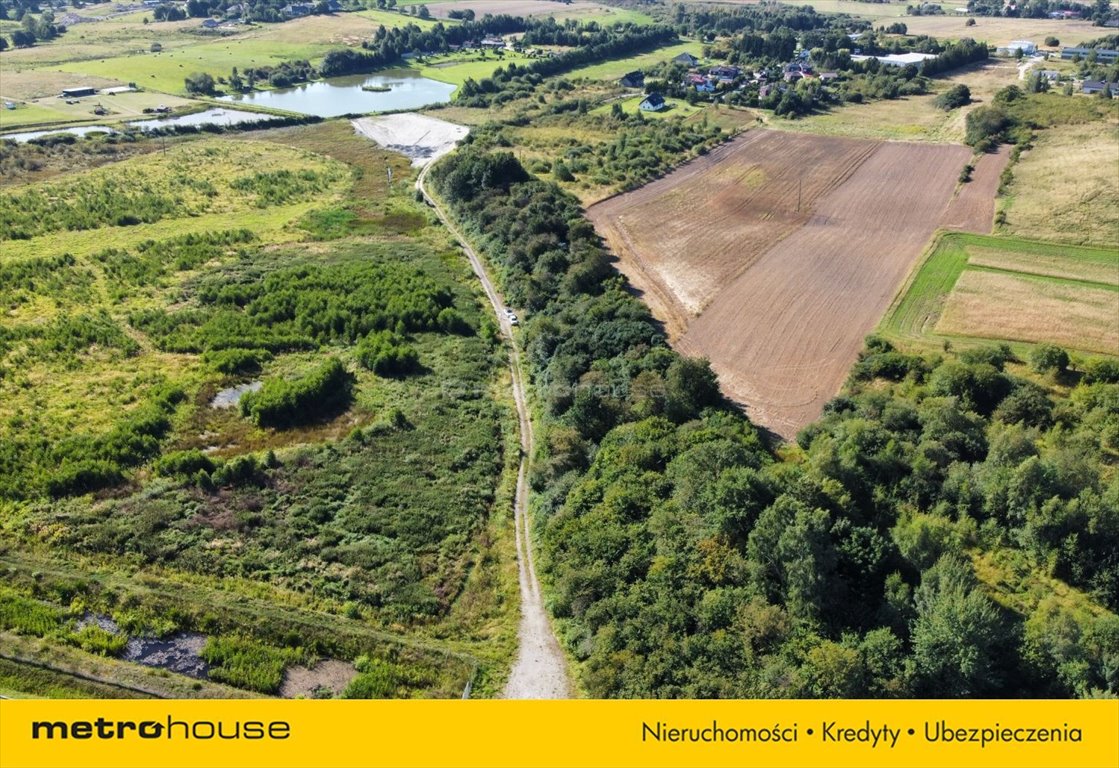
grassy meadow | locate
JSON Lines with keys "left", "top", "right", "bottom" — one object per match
{"left": 0, "top": 122, "right": 520, "bottom": 698}
{"left": 1002, "top": 121, "right": 1119, "bottom": 248}
{"left": 566, "top": 41, "right": 702, "bottom": 81}
{"left": 418, "top": 49, "right": 535, "bottom": 87}
{"left": 882, "top": 232, "right": 1119, "bottom": 356}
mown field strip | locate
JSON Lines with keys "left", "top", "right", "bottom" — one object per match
{"left": 935, "top": 269, "right": 1119, "bottom": 354}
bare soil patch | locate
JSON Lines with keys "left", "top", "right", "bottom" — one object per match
{"left": 592, "top": 129, "right": 973, "bottom": 439}
{"left": 280, "top": 659, "right": 357, "bottom": 699}
{"left": 936, "top": 270, "right": 1119, "bottom": 353}
{"left": 587, "top": 130, "right": 878, "bottom": 334}
{"left": 941, "top": 144, "right": 1011, "bottom": 233}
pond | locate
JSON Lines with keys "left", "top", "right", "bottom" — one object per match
{"left": 129, "top": 107, "right": 279, "bottom": 131}
{"left": 78, "top": 613, "right": 209, "bottom": 678}
{"left": 211, "top": 380, "right": 262, "bottom": 409}
{"left": 218, "top": 71, "right": 455, "bottom": 117}
{"left": 0, "top": 124, "right": 117, "bottom": 142}
{"left": 0, "top": 108, "right": 282, "bottom": 143}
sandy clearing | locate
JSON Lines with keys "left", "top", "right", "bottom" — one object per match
{"left": 941, "top": 144, "right": 1012, "bottom": 233}
{"left": 352, "top": 113, "right": 469, "bottom": 168}
{"left": 280, "top": 660, "right": 357, "bottom": 699}
{"left": 936, "top": 270, "right": 1119, "bottom": 353}
{"left": 587, "top": 131, "right": 879, "bottom": 335}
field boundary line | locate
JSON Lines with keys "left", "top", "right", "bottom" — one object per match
{"left": 879, "top": 228, "right": 955, "bottom": 337}
{"left": 966, "top": 263, "right": 1119, "bottom": 291}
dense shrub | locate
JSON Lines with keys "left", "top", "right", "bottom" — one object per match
{"left": 356, "top": 331, "right": 420, "bottom": 377}
{"left": 1030, "top": 344, "right": 1070, "bottom": 374}
{"left": 133, "top": 258, "right": 455, "bottom": 354}
{"left": 1083, "top": 358, "right": 1119, "bottom": 384}
{"left": 154, "top": 450, "right": 216, "bottom": 479}
{"left": 935, "top": 84, "right": 972, "bottom": 110}
{"left": 203, "top": 348, "right": 272, "bottom": 375}
{"left": 240, "top": 359, "right": 354, "bottom": 428}
{"left": 433, "top": 146, "right": 1119, "bottom": 700}
{"left": 200, "top": 636, "right": 302, "bottom": 693}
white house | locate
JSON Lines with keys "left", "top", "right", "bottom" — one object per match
{"left": 997, "top": 40, "right": 1037, "bottom": 55}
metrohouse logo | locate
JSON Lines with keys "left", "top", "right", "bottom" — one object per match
{"left": 30, "top": 717, "right": 291, "bottom": 741}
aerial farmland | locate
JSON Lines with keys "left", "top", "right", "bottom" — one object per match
{"left": 0, "top": 0, "right": 1116, "bottom": 712}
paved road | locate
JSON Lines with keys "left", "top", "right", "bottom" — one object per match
{"left": 416, "top": 163, "right": 570, "bottom": 699}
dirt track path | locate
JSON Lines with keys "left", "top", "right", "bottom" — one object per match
{"left": 416, "top": 163, "right": 570, "bottom": 700}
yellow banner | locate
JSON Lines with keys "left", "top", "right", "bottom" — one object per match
{"left": 1, "top": 699, "right": 1116, "bottom": 768}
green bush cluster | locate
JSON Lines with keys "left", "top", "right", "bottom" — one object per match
{"left": 356, "top": 331, "right": 420, "bottom": 377}
{"left": 69, "top": 625, "right": 129, "bottom": 657}
{"left": 240, "top": 359, "right": 354, "bottom": 428}
{"left": 0, "top": 175, "right": 191, "bottom": 240}
{"left": 154, "top": 449, "right": 216, "bottom": 479}
{"left": 200, "top": 635, "right": 304, "bottom": 694}
{"left": 93, "top": 230, "right": 255, "bottom": 295}
{"left": 0, "top": 384, "right": 184, "bottom": 500}
{"left": 935, "top": 83, "right": 972, "bottom": 111}
{"left": 203, "top": 347, "right": 273, "bottom": 375}
{"left": 342, "top": 656, "right": 432, "bottom": 699}
{"left": 229, "top": 169, "right": 340, "bottom": 208}
{"left": 131, "top": 258, "right": 462, "bottom": 355}
{"left": 0, "top": 253, "right": 95, "bottom": 309}
{"left": 0, "top": 587, "right": 65, "bottom": 637}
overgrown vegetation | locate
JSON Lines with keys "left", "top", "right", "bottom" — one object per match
{"left": 241, "top": 359, "right": 354, "bottom": 427}
{"left": 0, "top": 129, "right": 514, "bottom": 699}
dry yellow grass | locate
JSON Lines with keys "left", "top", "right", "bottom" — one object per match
{"left": 902, "top": 14, "right": 1104, "bottom": 46}
{"left": 1003, "top": 122, "right": 1119, "bottom": 248}
{"left": 771, "top": 61, "right": 1021, "bottom": 144}
{"left": 0, "top": 70, "right": 125, "bottom": 101}
{"left": 770, "top": 93, "right": 957, "bottom": 142}
{"left": 247, "top": 12, "right": 396, "bottom": 46}
{"left": 935, "top": 269, "right": 1119, "bottom": 353}
{"left": 968, "top": 246, "right": 1119, "bottom": 286}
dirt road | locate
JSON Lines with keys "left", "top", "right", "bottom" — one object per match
{"left": 416, "top": 163, "right": 570, "bottom": 700}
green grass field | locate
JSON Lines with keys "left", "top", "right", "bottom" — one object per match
{"left": 56, "top": 40, "right": 340, "bottom": 96}
{"left": 418, "top": 50, "right": 534, "bottom": 86}
{"left": 882, "top": 232, "right": 1119, "bottom": 355}
{"left": 591, "top": 93, "right": 704, "bottom": 120}
{"left": 0, "top": 90, "right": 202, "bottom": 131}
{"left": 566, "top": 41, "right": 703, "bottom": 82}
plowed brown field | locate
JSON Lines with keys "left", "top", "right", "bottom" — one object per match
{"left": 941, "top": 144, "right": 1012, "bottom": 233}
{"left": 588, "top": 131, "right": 878, "bottom": 334}
{"left": 589, "top": 129, "right": 977, "bottom": 439}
